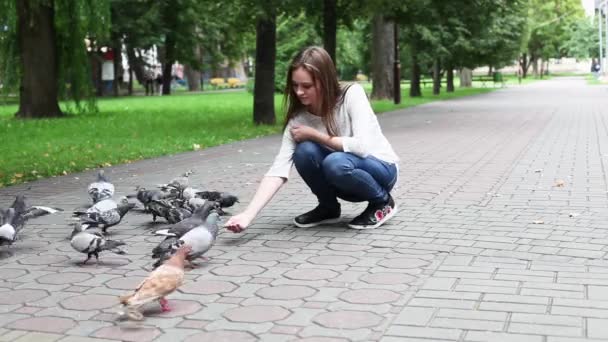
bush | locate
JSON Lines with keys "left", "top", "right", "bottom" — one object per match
{"left": 210, "top": 78, "right": 226, "bottom": 89}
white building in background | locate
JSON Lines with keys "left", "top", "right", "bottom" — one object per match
{"left": 582, "top": 0, "right": 595, "bottom": 16}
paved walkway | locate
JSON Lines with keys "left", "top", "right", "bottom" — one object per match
{"left": 1, "top": 77, "right": 608, "bottom": 342}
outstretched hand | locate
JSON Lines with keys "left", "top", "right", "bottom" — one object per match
{"left": 224, "top": 212, "right": 254, "bottom": 233}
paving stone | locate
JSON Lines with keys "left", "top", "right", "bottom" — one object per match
{"left": 35, "top": 273, "right": 92, "bottom": 285}
{"left": 338, "top": 289, "right": 400, "bottom": 304}
{"left": 179, "top": 279, "right": 237, "bottom": 295}
{"left": 6, "top": 317, "right": 75, "bottom": 333}
{"left": 0, "top": 289, "right": 48, "bottom": 305}
{"left": 12, "top": 332, "right": 62, "bottom": 342}
{"left": 58, "top": 337, "right": 117, "bottom": 342}
{"left": 360, "top": 272, "right": 417, "bottom": 285}
{"left": 210, "top": 265, "right": 266, "bottom": 276}
{"left": 182, "top": 330, "right": 257, "bottom": 342}
{"left": 256, "top": 285, "right": 317, "bottom": 300}
{"left": 103, "top": 276, "right": 145, "bottom": 290}
{"left": 0, "top": 269, "right": 28, "bottom": 280}
{"left": 240, "top": 252, "right": 289, "bottom": 262}
{"left": 313, "top": 310, "right": 383, "bottom": 329}
{"left": 18, "top": 256, "right": 68, "bottom": 265}
{"left": 283, "top": 269, "right": 338, "bottom": 281}
{"left": 377, "top": 258, "right": 430, "bottom": 269}
{"left": 60, "top": 294, "right": 117, "bottom": 310}
{"left": 307, "top": 256, "right": 358, "bottom": 266}
{"left": 296, "top": 338, "right": 349, "bottom": 342}
{"left": 223, "top": 305, "right": 290, "bottom": 323}
{"left": 92, "top": 325, "right": 161, "bottom": 341}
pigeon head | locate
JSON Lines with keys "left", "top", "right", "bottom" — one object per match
{"left": 10, "top": 195, "right": 27, "bottom": 214}
{"left": 70, "top": 222, "right": 86, "bottom": 238}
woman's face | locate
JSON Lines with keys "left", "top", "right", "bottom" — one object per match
{"left": 292, "top": 67, "right": 320, "bottom": 112}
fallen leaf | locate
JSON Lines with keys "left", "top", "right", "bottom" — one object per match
{"left": 554, "top": 179, "right": 566, "bottom": 187}
{"left": 192, "top": 143, "right": 201, "bottom": 151}
{"left": 62, "top": 170, "right": 68, "bottom": 175}
{"left": 534, "top": 169, "right": 543, "bottom": 173}
{"left": 14, "top": 173, "right": 23, "bottom": 178}
{"left": 569, "top": 212, "right": 580, "bottom": 218}
{"left": 532, "top": 220, "right": 544, "bottom": 224}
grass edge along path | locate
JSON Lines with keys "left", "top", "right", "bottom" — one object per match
{"left": 0, "top": 86, "right": 495, "bottom": 187}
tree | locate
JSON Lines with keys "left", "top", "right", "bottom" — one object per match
{"left": 370, "top": 14, "right": 394, "bottom": 99}
{"left": 253, "top": 5, "right": 277, "bottom": 125}
{"left": 561, "top": 16, "right": 599, "bottom": 59}
{"left": 0, "top": 0, "right": 110, "bottom": 118}
{"left": 522, "top": 0, "right": 585, "bottom": 77}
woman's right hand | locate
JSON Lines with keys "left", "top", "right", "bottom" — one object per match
{"left": 224, "top": 212, "right": 255, "bottom": 233}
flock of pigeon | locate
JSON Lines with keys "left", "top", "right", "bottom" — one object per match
{"left": 0, "top": 169, "right": 239, "bottom": 321}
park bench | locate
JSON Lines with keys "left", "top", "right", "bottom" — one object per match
{"left": 401, "top": 79, "right": 435, "bottom": 87}
{"left": 472, "top": 73, "right": 505, "bottom": 88}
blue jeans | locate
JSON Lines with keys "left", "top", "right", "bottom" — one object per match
{"left": 293, "top": 141, "right": 397, "bottom": 208}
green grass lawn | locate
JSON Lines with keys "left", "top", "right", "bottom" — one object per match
{"left": 1, "top": 85, "right": 494, "bottom": 187}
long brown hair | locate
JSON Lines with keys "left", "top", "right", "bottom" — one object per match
{"left": 283, "top": 46, "right": 348, "bottom": 136}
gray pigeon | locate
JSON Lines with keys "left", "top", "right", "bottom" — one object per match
{"left": 74, "top": 197, "right": 135, "bottom": 233}
{"left": 196, "top": 191, "right": 239, "bottom": 208}
{"left": 152, "top": 212, "right": 221, "bottom": 268}
{"left": 70, "top": 223, "right": 126, "bottom": 264}
{"left": 88, "top": 170, "right": 115, "bottom": 204}
{"left": 127, "top": 186, "right": 172, "bottom": 212}
{"left": 153, "top": 201, "right": 216, "bottom": 238}
{"left": 0, "top": 195, "right": 63, "bottom": 245}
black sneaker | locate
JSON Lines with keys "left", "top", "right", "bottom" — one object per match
{"left": 348, "top": 195, "right": 397, "bottom": 230}
{"left": 294, "top": 204, "right": 341, "bottom": 228}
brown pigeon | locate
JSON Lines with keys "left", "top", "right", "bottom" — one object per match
{"left": 118, "top": 244, "right": 191, "bottom": 320}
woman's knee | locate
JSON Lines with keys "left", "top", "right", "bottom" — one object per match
{"left": 293, "top": 141, "right": 323, "bottom": 166}
{"left": 322, "top": 153, "right": 353, "bottom": 181}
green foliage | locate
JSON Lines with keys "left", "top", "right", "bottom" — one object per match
{"left": 0, "top": 0, "right": 110, "bottom": 112}
{"left": 336, "top": 20, "right": 367, "bottom": 80}
{"left": 55, "top": 0, "right": 111, "bottom": 112}
{"left": 526, "top": 0, "right": 585, "bottom": 60}
{"left": 274, "top": 11, "right": 321, "bottom": 92}
{"left": 561, "top": 16, "right": 599, "bottom": 59}
{"left": 0, "top": 0, "right": 18, "bottom": 93}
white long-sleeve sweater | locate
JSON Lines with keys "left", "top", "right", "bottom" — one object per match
{"left": 265, "top": 83, "right": 399, "bottom": 180}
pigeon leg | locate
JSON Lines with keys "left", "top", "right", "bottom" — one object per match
{"left": 197, "top": 255, "right": 210, "bottom": 262}
{"left": 82, "top": 254, "right": 92, "bottom": 265}
{"left": 159, "top": 297, "right": 171, "bottom": 312}
{"left": 94, "top": 252, "right": 100, "bottom": 262}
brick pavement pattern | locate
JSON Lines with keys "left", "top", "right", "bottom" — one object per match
{"left": 1, "top": 77, "right": 608, "bottom": 341}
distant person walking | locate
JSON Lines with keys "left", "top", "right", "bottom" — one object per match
{"left": 591, "top": 58, "right": 601, "bottom": 79}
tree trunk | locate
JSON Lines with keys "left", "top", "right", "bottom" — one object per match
{"left": 128, "top": 69, "right": 133, "bottom": 95}
{"left": 126, "top": 46, "right": 145, "bottom": 85}
{"left": 112, "top": 44, "right": 121, "bottom": 96}
{"left": 15, "top": 0, "right": 63, "bottom": 118}
{"left": 459, "top": 67, "right": 472, "bottom": 87}
{"left": 432, "top": 58, "right": 441, "bottom": 95}
{"left": 323, "top": 0, "right": 337, "bottom": 66}
{"left": 253, "top": 11, "right": 276, "bottom": 125}
{"left": 185, "top": 44, "right": 202, "bottom": 91}
{"left": 370, "top": 15, "right": 394, "bottom": 100}
{"left": 410, "top": 49, "right": 421, "bottom": 97}
{"left": 446, "top": 65, "right": 454, "bottom": 92}
{"left": 532, "top": 58, "right": 539, "bottom": 77}
{"left": 162, "top": 32, "right": 176, "bottom": 95}
{"left": 520, "top": 53, "right": 528, "bottom": 78}
{"left": 184, "top": 65, "right": 201, "bottom": 91}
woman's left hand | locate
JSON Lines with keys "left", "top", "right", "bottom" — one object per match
{"left": 290, "top": 124, "right": 320, "bottom": 143}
